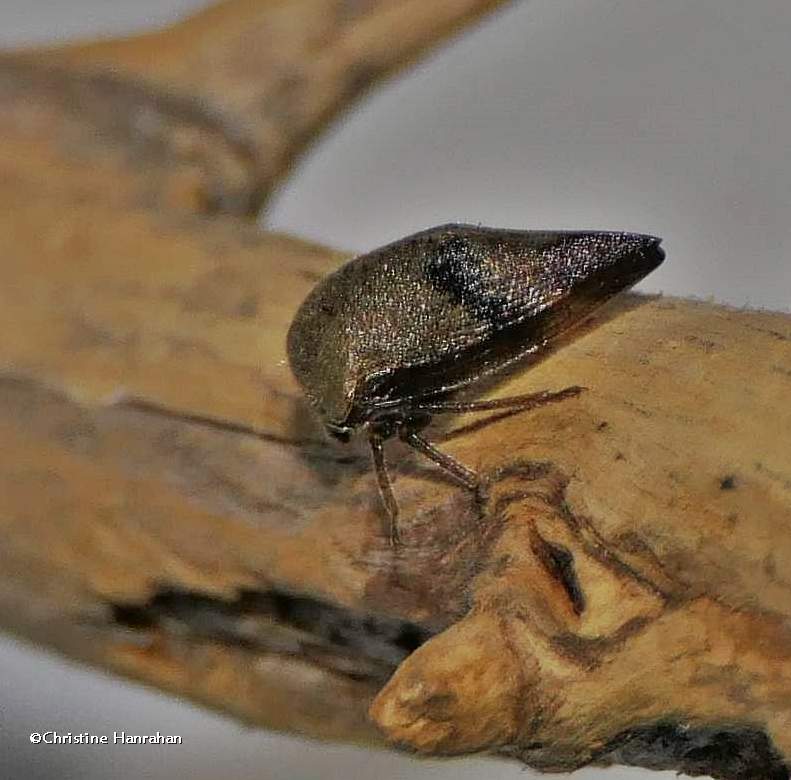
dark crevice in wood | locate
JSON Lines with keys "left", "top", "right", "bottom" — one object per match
{"left": 602, "top": 721, "right": 789, "bottom": 780}
{"left": 109, "top": 585, "right": 433, "bottom": 684}
{"left": 531, "top": 536, "right": 586, "bottom": 616}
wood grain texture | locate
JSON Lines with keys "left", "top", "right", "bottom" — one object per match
{"left": 1, "top": 1, "right": 790, "bottom": 778}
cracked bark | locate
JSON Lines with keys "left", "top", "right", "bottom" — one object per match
{"left": 1, "top": 2, "right": 790, "bottom": 778}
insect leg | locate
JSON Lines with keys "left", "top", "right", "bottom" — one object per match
{"left": 416, "top": 385, "right": 585, "bottom": 415}
{"left": 398, "top": 428, "right": 479, "bottom": 491}
{"left": 368, "top": 434, "right": 401, "bottom": 545}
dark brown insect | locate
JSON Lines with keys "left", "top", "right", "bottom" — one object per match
{"left": 287, "top": 224, "right": 664, "bottom": 543}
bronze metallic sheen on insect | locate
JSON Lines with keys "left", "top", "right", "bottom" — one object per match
{"left": 287, "top": 224, "right": 665, "bottom": 543}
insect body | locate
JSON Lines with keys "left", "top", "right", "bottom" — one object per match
{"left": 287, "top": 224, "right": 664, "bottom": 543}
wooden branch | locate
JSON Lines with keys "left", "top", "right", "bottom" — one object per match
{"left": 1, "top": 2, "right": 790, "bottom": 779}
{"left": 8, "top": 0, "right": 508, "bottom": 214}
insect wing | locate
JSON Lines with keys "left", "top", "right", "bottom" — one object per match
{"left": 358, "top": 225, "right": 664, "bottom": 408}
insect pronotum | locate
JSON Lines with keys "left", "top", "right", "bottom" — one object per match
{"left": 287, "top": 224, "right": 665, "bottom": 544}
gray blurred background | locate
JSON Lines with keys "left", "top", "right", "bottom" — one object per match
{"left": 2, "top": 0, "right": 790, "bottom": 778}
